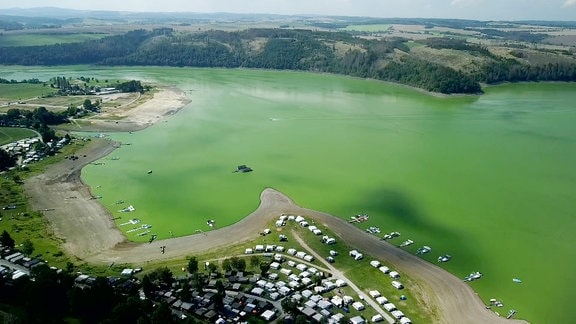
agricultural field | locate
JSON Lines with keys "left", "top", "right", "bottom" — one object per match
{"left": 341, "top": 24, "right": 392, "bottom": 32}
{"left": 0, "top": 83, "right": 55, "bottom": 101}
{"left": 0, "top": 33, "right": 108, "bottom": 47}
{"left": 0, "top": 127, "right": 38, "bottom": 146}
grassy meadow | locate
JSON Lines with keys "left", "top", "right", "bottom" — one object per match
{"left": 0, "top": 83, "right": 55, "bottom": 101}
{"left": 341, "top": 24, "right": 392, "bottom": 32}
{"left": 0, "top": 127, "right": 37, "bottom": 146}
{"left": 0, "top": 33, "right": 107, "bottom": 47}
{"left": 1, "top": 66, "right": 575, "bottom": 323}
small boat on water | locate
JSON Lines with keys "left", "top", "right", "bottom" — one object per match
{"left": 366, "top": 226, "right": 380, "bottom": 234}
{"left": 350, "top": 214, "right": 369, "bottom": 223}
{"left": 416, "top": 245, "right": 432, "bottom": 255}
{"left": 399, "top": 239, "right": 414, "bottom": 247}
{"left": 147, "top": 170, "right": 153, "bottom": 174}
{"left": 464, "top": 271, "right": 483, "bottom": 281}
{"left": 512, "top": 278, "right": 522, "bottom": 283}
{"left": 437, "top": 254, "right": 452, "bottom": 262}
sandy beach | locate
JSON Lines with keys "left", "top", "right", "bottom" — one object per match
{"left": 23, "top": 86, "right": 526, "bottom": 324}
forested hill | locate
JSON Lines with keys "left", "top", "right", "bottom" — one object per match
{"left": 1, "top": 28, "right": 576, "bottom": 94}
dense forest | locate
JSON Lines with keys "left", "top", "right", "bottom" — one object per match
{"left": 1, "top": 28, "right": 576, "bottom": 94}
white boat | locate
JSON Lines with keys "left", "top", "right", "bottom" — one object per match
{"left": 416, "top": 246, "right": 431, "bottom": 254}
{"left": 399, "top": 239, "right": 414, "bottom": 247}
{"left": 437, "top": 254, "right": 452, "bottom": 262}
{"left": 464, "top": 271, "right": 483, "bottom": 281}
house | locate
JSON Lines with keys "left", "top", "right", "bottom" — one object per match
{"left": 391, "top": 281, "right": 404, "bottom": 289}
{"left": 391, "top": 310, "right": 405, "bottom": 319}
{"left": 295, "top": 251, "right": 307, "bottom": 259}
{"left": 331, "top": 295, "right": 344, "bottom": 307}
{"left": 250, "top": 287, "right": 264, "bottom": 296}
{"left": 383, "top": 303, "right": 396, "bottom": 312}
{"left": 335, "top": 279, "right": 347, "bottom": 287}
{"left": 376, "top": 296, "right": 388, "bottom": 305}
{"left": 270, "top": 262, "right": 281, "bottom": 270}
{"left": 352, "top": 301, "right": 365, "bottom": 311}
{"left": 343, "top": 295, "right": 354, "bottom": 305}
{"left": 369, "top": 290, "right": 381, "bottom": 298}
{"left": 301, "top": 289, "right": 313, "bottom": 298}
{"left": 331, "top": 313, "right": 345, "bottom": 323}
{"left": 261, "top": 309, "right": 276, "bottom": 320}
{"left": 301, "top": 307, "right": 316, "bottom": 317}
{"left": 305, "top": 300, "right": 317, "bottom": 309}
{"left": 379, "top": 266, "right": 390, "bottom": 274}
{"left": 312, "top": 313, "right": 324, "bottom": 322}
{"left": 350, "top": 316, "right": 366, "bottom": 324}
{"left": 279, "top": 286, "right": 291, "bottom": 296}
{"left": 371, "top": 314, "right": 384, "bottom": 322}
{"left": 256, "top": 279, "right": 267, "bottom": 287}
{"left": 317, "top": 300, "right": 332, "bottom": 310}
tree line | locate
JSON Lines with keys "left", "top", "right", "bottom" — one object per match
{"left": 1, "top": 28, "right": 575, "bottom": 94}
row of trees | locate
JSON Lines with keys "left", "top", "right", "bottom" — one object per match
{"left": 1, "top": 28, "right": 575, "bottom": 94}
{"left": 0, "top": 263, "right": 179, "bottom": 323}
{"left": 0, "top": 107, "right": 66, "bottom": 142}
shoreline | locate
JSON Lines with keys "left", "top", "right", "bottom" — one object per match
{"left": 23, "top": 85, "right": 527, "bottom": 324}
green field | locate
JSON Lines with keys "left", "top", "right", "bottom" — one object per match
{"left": 0, "top": 83, "right": 55, "bottom": 100}
{"left": 0, "top": 127, "right": 38, "bottom": 145}
{"left": 341, "top": 24, "right": 391, "bottom": 32}
{"left": 2, "top": 66, "right": 576, "bottom": 323}
{"left": 0, "top": 33, "right": 107, "bottom": 47}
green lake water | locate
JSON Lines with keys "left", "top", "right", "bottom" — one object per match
{"left": 3, "top": 66, "right": 575, "bottom": 323}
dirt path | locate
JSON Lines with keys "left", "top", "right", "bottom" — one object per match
{"left": 292, "top": 231, "right": 396, "bottom": 324}
{"left": 23, "top": 87, "right": 527, "bottom": 324}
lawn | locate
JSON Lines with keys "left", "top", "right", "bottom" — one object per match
{"left": 0, "top": 127, "right": 38, "bottom": 146}
{"left": 0, "top": 83, "right": 55, "bottom": 101}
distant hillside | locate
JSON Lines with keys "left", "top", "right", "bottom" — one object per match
{"left": 1, "top": 26, "right": 575, "bottom": 94}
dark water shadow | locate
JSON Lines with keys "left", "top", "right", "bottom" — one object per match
{"left": 349, "top": 187, "right": 481, "bottom": 268}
